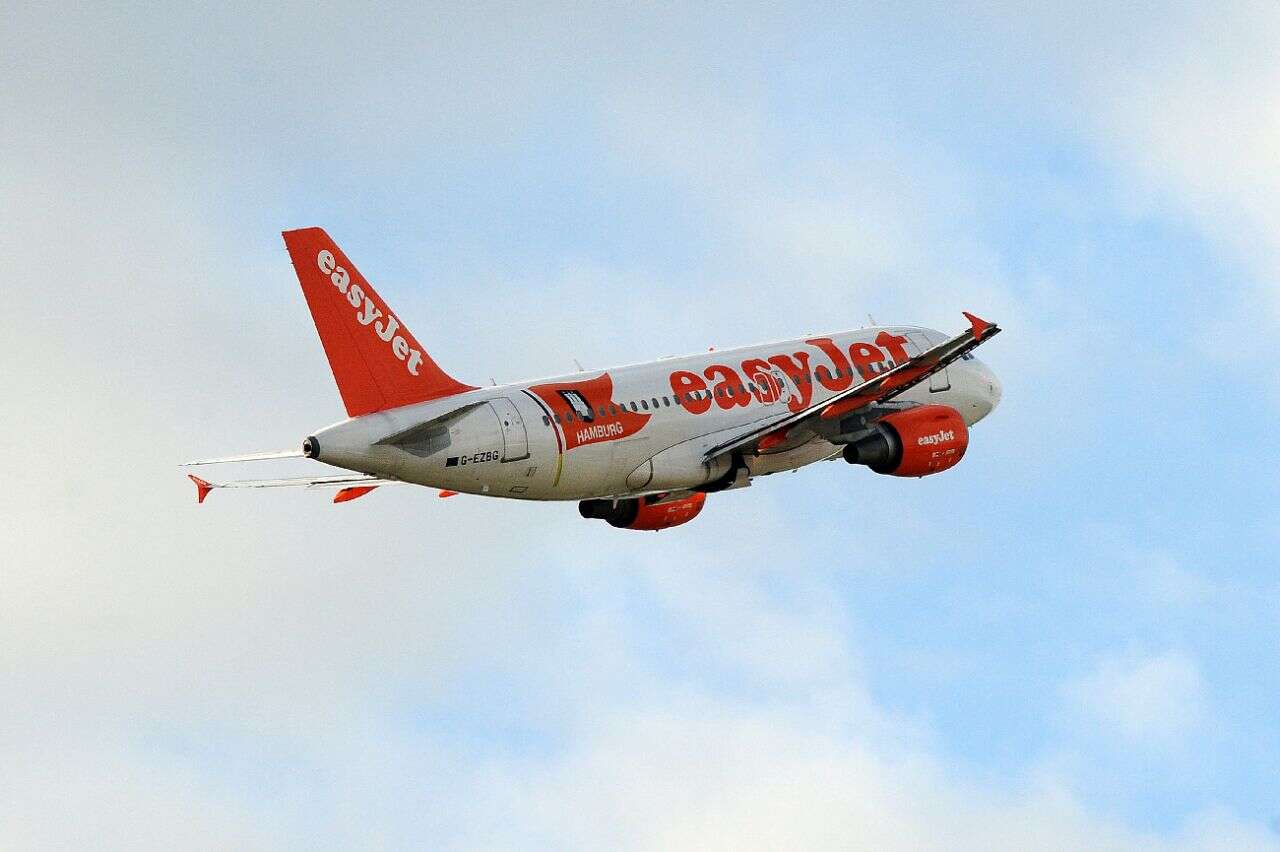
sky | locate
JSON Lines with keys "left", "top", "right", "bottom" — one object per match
{"left": 3, "top": 2, "right": 1279, "bottom": 849}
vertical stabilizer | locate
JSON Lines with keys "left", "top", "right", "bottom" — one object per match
{"left": 282, "top": 228, "right": 475, "bottom": 416}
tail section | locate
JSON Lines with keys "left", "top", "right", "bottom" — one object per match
{"left": 282, "top": 227, "right": 475, "bottom": 417}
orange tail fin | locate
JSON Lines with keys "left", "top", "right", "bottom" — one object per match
{"left": 282, "top": 227, "right": 475, "bottom": 417}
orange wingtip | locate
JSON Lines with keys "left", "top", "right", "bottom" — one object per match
{"left": 438, "top": 490, "right": 459, "bottom": 498}
{"left": 188, "top": 474, "right": 214, "bottom": 504}
{"left": 963, "top": 311, "right": 995, "bottom": 339}
{"left": 334, "top": 485, "right": 378, "bottom": 503}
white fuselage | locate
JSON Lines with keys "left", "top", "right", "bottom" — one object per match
{"left": 308, "top": 326, "right": 1002, "bottom": 501}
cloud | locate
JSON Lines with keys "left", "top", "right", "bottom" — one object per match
{"left": 4, "top": 3, "right": 1280, "bottom": 849}
{"left": 1063, "top": 651, "right": 1207, "bottom": 751}
{"left": 999, "top": 2, "right": 1280, "bottom": 359}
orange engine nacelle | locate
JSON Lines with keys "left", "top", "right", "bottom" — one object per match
{"left": 578, "top": 492, "right": 707, "bottom": 531}
{"left": 842, "top": 404, "right": 969, "bottom": 477}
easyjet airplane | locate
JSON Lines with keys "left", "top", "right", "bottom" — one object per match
{"left": 185, "top": 228, "right": 1002, "bottom": 530}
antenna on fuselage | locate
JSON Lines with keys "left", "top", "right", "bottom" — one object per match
{"left": 867, "top": 313, "right": 878, "bottom": 326}
{"left": 572, "top": 358, "right": 584, "bottom": 372}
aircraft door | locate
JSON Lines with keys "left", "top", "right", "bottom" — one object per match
{"left": 906, "top": 332, "right": 951, "bottom": 393}
{"left": 489, "top": 397, "right": 530, "bottom": 462}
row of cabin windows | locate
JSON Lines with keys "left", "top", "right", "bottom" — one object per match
{"left": 535, "top": 360, "right": 917, "bottom": 427}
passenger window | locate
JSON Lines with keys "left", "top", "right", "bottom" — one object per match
{"left": 651, "top": 398, "right": 659, "bottom": 409}
{"left": 597, "top": 407, "right": 606, "bottom": 418}
{"left": 565, "top": 411, "right": 575, "bottom": 423}
{"left": 610, "top": 404, "right": 618, "bottom": 416}
{"left": 663, "top": 396, "right": 671, "bottom": 407}
{"left": 641, "top": 399, "right": 649, "bottom": 410}
{"left": 630, "top": 401, "right": 638, "bottom": 412}
{"left": 554, "top": 413, "right": 563, "bottom": 424}
{"left": 542, "top": 415, "right": 550, "bottom": 426}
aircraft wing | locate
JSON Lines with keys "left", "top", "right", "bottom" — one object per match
{"left": 187, "top": 473, "right": 402, "bottom": 504}
{"left": 703, "top": 312, "right": 1000, "bottom": 461}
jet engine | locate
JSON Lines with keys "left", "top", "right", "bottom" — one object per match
{"left": 842, "top": 404, "right": 969, "bottom": 477}
{"left": 578, "top": 492, "right": 707, "bottom": 530}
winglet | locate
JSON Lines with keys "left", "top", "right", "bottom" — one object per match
{"left": 334, "top": 486, "right": 378, "bottom": 504}
{"left": 188, "top": 474, "right": 214, "bottom": 504}
{"left": 963, "top": 311, "right": 995, "bottom": 339}
{"left": 438, "top": 490, "right": 459, "bottom": 498}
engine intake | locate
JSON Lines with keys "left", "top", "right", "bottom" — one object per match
{"left": 843, "top": 405, "right": 968, "bottom": 477}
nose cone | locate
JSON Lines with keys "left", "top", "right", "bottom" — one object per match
{"left": 986, "top": 368, "right": 1003, "bottom": 413}
{"left": 964, "top": 359, "right": 1002, "bottom": 424}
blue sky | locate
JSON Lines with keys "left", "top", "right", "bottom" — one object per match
{"left": 3, "top": 2, "right": 1279, "bottom": 848}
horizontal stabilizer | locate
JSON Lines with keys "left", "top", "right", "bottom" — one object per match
{"left": 187, "top": 472, "right": 399, "bottom": 504}
{"left": 181, "top": 449, "right": 304, "bottom": 467}
{"left": 334, "top": 486, "right": 378, "bottom": 503}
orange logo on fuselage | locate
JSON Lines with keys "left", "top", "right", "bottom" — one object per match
{"left": 529, "top": 373, "right": 650, "bottom": 451}
{"left": 668, "top": 332, "right": 913, "bottom": 416}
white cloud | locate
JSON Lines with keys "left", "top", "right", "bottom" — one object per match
{"left": 1064, "top": 651, "right": 1207, "bottom": 750}
{"left": 991, "top": 2, "right": 1280, "bottom": 358}
{"left": 3, "top": 4, "right": 1279, "bottom": 849}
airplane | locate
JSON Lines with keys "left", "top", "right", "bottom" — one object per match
{"left": 184, "top": 227, "right": 1002, "bottom": 530}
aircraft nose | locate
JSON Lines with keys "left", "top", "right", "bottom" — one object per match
{"left": 966, "top": 360, "right": 1001, "bottom": 424}
{"left": 987, "top": 369, "right": 1002, "bottom": 412}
